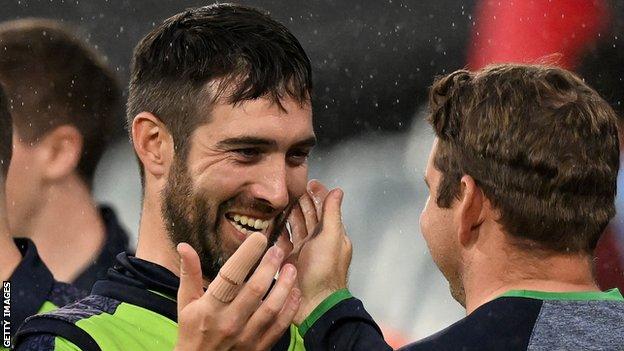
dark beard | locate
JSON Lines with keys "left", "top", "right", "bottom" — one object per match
{"left": 161, "top": 157, "right": 290, "bottom": 281}
{"left": 162, "top": 158, "right": 224, "bottom": 280}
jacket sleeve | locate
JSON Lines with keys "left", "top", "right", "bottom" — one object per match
{"left": 13, "top": 334, "right": 81, "bottom": 351}
{"left": 299, "top": 293, "right": 394, "bottom": 351}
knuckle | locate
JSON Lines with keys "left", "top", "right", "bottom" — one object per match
{"left": 247, "top": 281, "right": 267, "bottom": 299}
{"left": 260, "top": 302, "right": 281, "bottom": 317}
{"left": 344, "top": 236, "right": 353, "bottom": 250}
{"left": 235, "top": 337, "right": 252, "bottom": 349}
{"left": 218, "top": 317, "right": 241, "bottom": 337}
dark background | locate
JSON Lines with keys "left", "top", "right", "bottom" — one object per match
{"left": 3, "top": 1, "right": 622, "bottom": 144}
{"left": 0, "top": 0, "right": 477, "bottom": 146}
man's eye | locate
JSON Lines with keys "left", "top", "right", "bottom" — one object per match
{"left": 233, "top": 148, "right": 260, "bottom": 159}
{"left": 287, "top": 149, "right": 310, "bottom": 165}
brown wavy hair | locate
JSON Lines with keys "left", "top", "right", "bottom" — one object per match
{"left": 428, "top": 64, "right": 620, "bottom": 253}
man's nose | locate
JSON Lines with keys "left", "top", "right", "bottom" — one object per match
{"left": 248, "top": 158, "right": 290, "bottom": 211}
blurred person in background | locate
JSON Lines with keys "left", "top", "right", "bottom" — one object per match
{"left": 292, "top": 64, "right": 624, "bottom": 350}
{"left": 14, "top": 4, "right": 320, "bottom": 350}
{"left": 0, "top": 19, "right": 131, "bottom": 291}
{"left": 0, "top": 84, "right": 85, "bottom": 350}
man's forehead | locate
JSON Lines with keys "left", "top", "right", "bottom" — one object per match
{"left": 219, "top": 99, "right": 308, "bottom": 130}
{"left": 201, "top": 78, "right": 312, "bottom": 116}
{"left": 217, "top": 97, "right": 311, "bottom": 118}
{"left": 192, "top": 99, "right": 315, "bottom": 149}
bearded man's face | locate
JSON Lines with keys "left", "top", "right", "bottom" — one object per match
{"left": 162, "top": 96, "right": 315, "bottom": 279}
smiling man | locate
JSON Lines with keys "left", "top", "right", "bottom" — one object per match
{"left": 14, "top": 4, "right": 315, "bottom": 350}
{"left": 154, "top": 97, "right": 316, "bottom": 281}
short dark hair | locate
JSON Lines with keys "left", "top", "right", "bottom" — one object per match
{"left": 127, "top": 3, "right": 312, "bottom": 181}
{"left": 428, "top": 64, "right": 620, "bottom": 253}
{"left": 0, "top": 84, "right": 12, "bottom": 177}
{"left": 0, "top": 18, "right": 121, "bottom": 185}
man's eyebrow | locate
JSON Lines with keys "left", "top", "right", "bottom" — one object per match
{"left": 215, "top": 136, "right": 317, "bottom": 149}
{"left": 216, "top": 137, "right": 278, "bottom": 148}
{"left": 423, "top": 176, "right": 430, "bottom": 189}
{"left": 292, "top": 136, "right": 317, "bottom": 148}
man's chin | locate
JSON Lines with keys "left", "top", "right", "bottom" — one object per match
{"left": 449, "top": 282, "right": 466, "bottom": 308}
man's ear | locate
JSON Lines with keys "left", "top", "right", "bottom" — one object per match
{"left": 457, "top": 175, "right": 484, "bottom": 247}
{"left": 132, "top": 112, "right": 173, "bottom": 180}
{"left": 38, "top": 125, "right": 83, "bottom": 181}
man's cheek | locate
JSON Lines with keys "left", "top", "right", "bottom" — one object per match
{"left": 288, "top": 169, "right": 309, "bottom": 199}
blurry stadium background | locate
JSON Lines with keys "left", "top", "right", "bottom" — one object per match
{"left": 2, "top": 0, "right": 623, "bottom": 346}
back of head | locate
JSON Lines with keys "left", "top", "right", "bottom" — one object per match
{"left": 0, "top": 84, "right": 12, "bottom": 180}
{"left": 0, "top": 18, "right": 121, "bottom": 186}
{"left": 127, "top": 3, "right": 313, "bottom": 179}
{"left": 428, "top": 64, "right": 619, "bottom": 253}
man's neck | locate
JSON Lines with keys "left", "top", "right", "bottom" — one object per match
{"left": 26, "top": 175, "right": 106, "bottom": 283}
{"left": 463, "top": 248, "right": 599, "bottom": 315}
{"left": 135, "top": 193, "right": 211, "bottom": 288}
{"left": 135, "top": 192, "right": 181, "bottom": 278}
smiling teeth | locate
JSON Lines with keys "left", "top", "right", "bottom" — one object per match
{"left": 233, "top": 223, "right": 250, "bottom": 235}
{"left": 230, "top": 214, "right": 270, "bottom": 231}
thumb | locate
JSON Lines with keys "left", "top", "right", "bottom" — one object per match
{"left": 307, "top": 179, "right": 330, "bottom": 216}
{"left": 276, "top": 227, "right": 294, "bottom": 257}
{"left": 176, "top": 243, "right": 204, "bottom": 312}
{"left": 321, "top": 188, "right": 344, "bottom": 233}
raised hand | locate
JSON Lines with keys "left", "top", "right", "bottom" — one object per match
{"left": 174, "top": 232, "right": 301, "bottom": 351}
{"left": 287, "top": 180, "right": 353, "bottom": 324}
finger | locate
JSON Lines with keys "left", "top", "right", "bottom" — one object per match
{"left": 207, "top": 232, "right": 267, "bottom": 303}
{"left": 256, "top": 287, "right": 301, "bottom": 351}
{"left": 275, "top": 228, "right": 293, "bottom": 257}
{"left": 299, "top": 193, "right": 318, "bottom": 234}
{"left": 288, "top": 203, "right": 308, "bottom": 245}
{"left": 307, "top": 179, "right": 330, "bottom": 216}
{"left": 177, "top": 243, "right": 204, "bottom": 312}
{"left": 228, "top": 245, "right": 285, "bottom": 318}
{"left": 239, "top": 264, "right": 297, "bottom": 345}
{"left": 321, "top": 188, "right": 344, "bottom": 233}
{"left": 344, "top": 235, "right": 353, "bottom": 267}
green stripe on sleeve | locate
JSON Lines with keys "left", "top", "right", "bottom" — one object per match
{"left": 75, "top": 302, "right": 177, "bottom": 350}
{"left": 297, "top": 289, "right": 353, "bottom": 337}
{"left": 500, "top": 288, "right": 624, "bottom": 301}
{"left": 54, "top": 337, "right": 82, "bottom": 351}
{"left": 37, "top": 301, "right": 58, "bottom": 314}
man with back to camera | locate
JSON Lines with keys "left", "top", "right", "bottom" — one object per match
{"left": 13, "top": 3, "right": 347, "bottom": 350}
{"left": 0, "top": 84, "right": 86, "bottom": 351}
{"left": 0, "top": 19, "right": 131, "bottom": 291}
{"left": 281, "top": 63, "right": 624, "bottom": 350}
